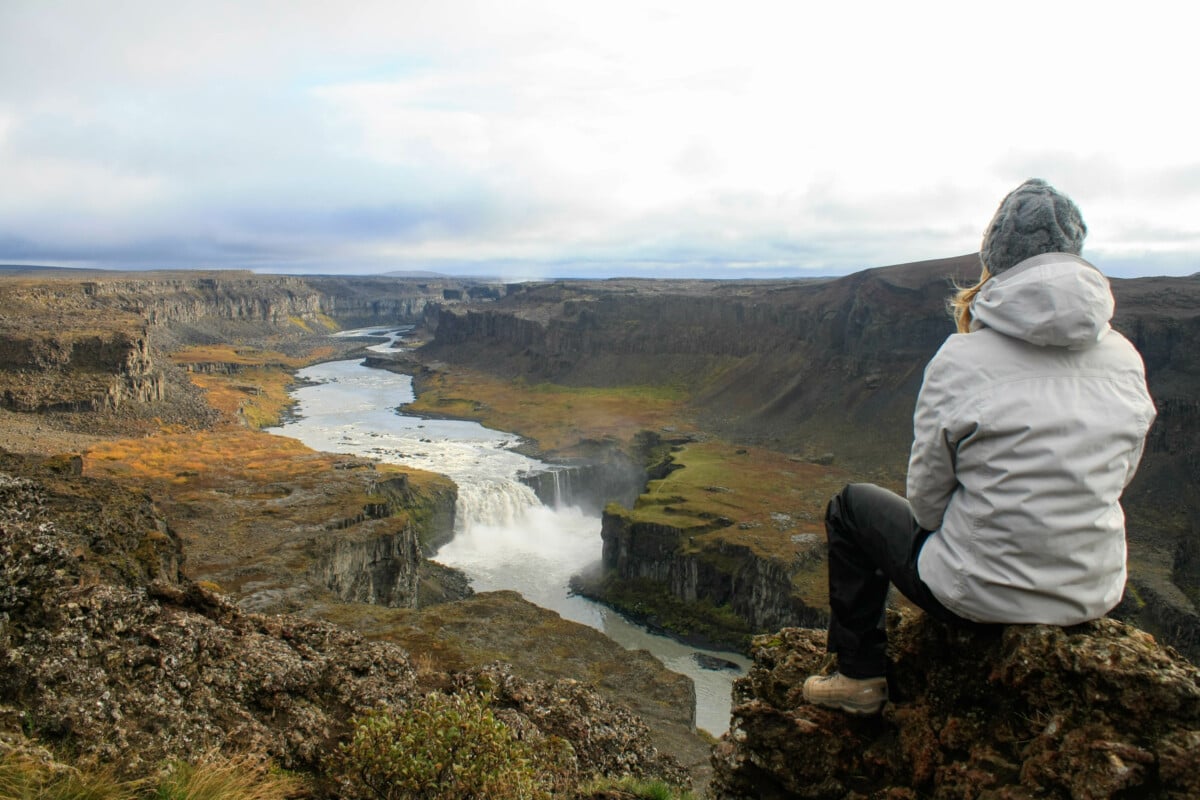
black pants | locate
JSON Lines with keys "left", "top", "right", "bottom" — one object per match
{"left": 825, "top": 483, "right": 975, "bottom": 678}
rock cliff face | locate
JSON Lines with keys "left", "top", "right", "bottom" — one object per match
{"left": 0, "top": 325, "right": 164, "bottom": 412}
{"left": 598, "top": 512, "right": 826, "bottom": 644}
{"left": 711, "top": 613, "right": 1200, "bottom": 799}
{"left": 520, "top": 455, "right": 645, "bottom": 514}
{"left": 312, "top": 521, "right": 423, "bottom": 608}
{"left": 86, "top": 273, "right": 325, "bottom": 325}
{"left": 308, "top": 474, "right": 459, "bottom": 609}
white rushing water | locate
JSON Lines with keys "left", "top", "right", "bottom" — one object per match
{"left": 266, "top": 328, "right": 749, "bottom": 735}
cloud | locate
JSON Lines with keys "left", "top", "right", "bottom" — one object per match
{"left": 0, "top": 1, "right": 1197, "bottom": 277}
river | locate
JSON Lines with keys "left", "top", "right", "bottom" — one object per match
{"left": 266, "top": 328, "right": 749, "bottom": 736}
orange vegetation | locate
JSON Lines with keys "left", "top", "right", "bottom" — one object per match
{"left": 171, "top": 344, "right": 334, "bottom": 429}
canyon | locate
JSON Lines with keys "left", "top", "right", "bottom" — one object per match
{"left": 2, "top": 259, "right": 1198, "bottom": 797}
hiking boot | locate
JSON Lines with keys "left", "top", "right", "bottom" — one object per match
{"left": 802, "top": 672, "right": 887, "bottom": 715}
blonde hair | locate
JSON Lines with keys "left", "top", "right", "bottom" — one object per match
{"left": 949, "top": 267, "right": 992, "bottom": 334}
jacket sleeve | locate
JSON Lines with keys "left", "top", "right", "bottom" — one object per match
{"left": 907, "top": 345, "right": 963, "bottom": 531}
{"left": 1122, "top": 378, "right": 1157, "bottom": 489}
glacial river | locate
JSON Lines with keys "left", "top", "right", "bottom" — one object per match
{"left": 266, "top": 328, "right": 749, "bottom": 735}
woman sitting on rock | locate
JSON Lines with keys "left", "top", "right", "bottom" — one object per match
{"left": 803, "top": 178, "right": 1157, "bottom": 715}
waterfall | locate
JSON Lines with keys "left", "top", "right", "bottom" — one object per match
{"left": 456, "top": 479, "right": 542, "bottom": 530}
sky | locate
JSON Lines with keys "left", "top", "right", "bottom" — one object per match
{"left": 0, "top": 1, "right": 1196, "bottom": 280}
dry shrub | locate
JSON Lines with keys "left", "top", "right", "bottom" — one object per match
{"left": 412, "top": 651, "right": 438, "bottom": 678}
{"left": 336, "top": 692, "right": 574, "bottom": 800}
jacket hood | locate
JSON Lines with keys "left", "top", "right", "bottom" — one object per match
{"left": 970, "top": 253, "right": 1114, "bottom": 348}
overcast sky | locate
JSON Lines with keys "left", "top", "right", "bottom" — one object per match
{"left": 1, "top": 1, "right": 1196, "bottom": 280}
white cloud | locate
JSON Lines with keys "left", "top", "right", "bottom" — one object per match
{"left": 0, "top": 0, "right": 1197, "bottom": 276}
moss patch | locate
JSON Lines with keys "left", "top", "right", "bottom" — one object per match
{"left": 630, "top": 440, "right": 847, "bottom": 561}
{"left": 406, "top": 367, "right": 695, "bottom": 455}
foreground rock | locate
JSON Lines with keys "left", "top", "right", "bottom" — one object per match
{"left": 711, "top": 613, "right": 1200, "bottom": 799}
{"left": 0, "top": 454, "right": 685, "bottom": 790}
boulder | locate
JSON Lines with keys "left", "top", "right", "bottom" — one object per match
{"left": 711, "top": 612, "right": 1200, "bottom": 799}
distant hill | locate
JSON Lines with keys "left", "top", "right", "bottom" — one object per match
{"left": 380, "top": 269, "right": 455, "bottom": 278}
{"left": 0, "top": 263, "right": 102, "bottom": 274}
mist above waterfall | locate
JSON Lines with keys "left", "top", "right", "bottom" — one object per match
{"left": 436, "top": 502, "right": 605, "bottom": 624}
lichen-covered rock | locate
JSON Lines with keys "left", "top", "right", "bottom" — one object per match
{"left": 711, "top": 613, "right": 1200, "bottom": 799}
{"left": 460, "top": 665, "right": 689, "bottom": 787}
{"left": 0, "top": 455, "right": 683, "bottom": 789}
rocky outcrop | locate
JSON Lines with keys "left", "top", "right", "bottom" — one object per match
{"left": 383, "top": 472, "right": 458, "bottom": 556}
{"left": 0, "top": 325, "right": 164, "bottom": 412}
{"left": 520, "top": 453, "right": 646, "bottom": 515}
{"left": 310, "top": 524, "right": 423, "bottom": 608}
{"left": 308, "top": 474, "right": 464, "bottom": 609}
{"left": 0, "top": 453, "right": 684, "bottom": 789}
{"left": 711, "top": 613, "right": 1200, "bottom": 799}
{"left": 136, "top": 443, "right": 464, "bottom": 617}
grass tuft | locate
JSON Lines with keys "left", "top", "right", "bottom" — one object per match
{"left": 150, "top": 753, "right": 305, "bottom": 800}
{"left": 577, "top": 775, "right": 695, "bottom": 800}
{"left": 0, "top": 751, "right": 133, "bottom": 800}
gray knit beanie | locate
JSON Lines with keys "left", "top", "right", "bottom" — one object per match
{"left": 980, "top": 178, "right": 1087, "bottom": 275}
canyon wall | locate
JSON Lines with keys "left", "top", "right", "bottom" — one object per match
{"left": 305, "top": 275, "right": 489, "bottom": 328}
{"left": 519, "top": 454, "right": 645, "bottom": 514}
{"left": 311, "top": 525, "right": 423, "bottom": 608}
{"left": 0, "top": 271, "right": 502, "bottom": 413}
{"left": 313, "top": 471, "right": 465, "bottom": 609}
{"left": 421, "top": 256, "right": 981, "bottom": 462}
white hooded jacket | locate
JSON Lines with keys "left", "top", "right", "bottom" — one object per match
{"left": 909, "top": 253, "right": 1156, "bottom": 624}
